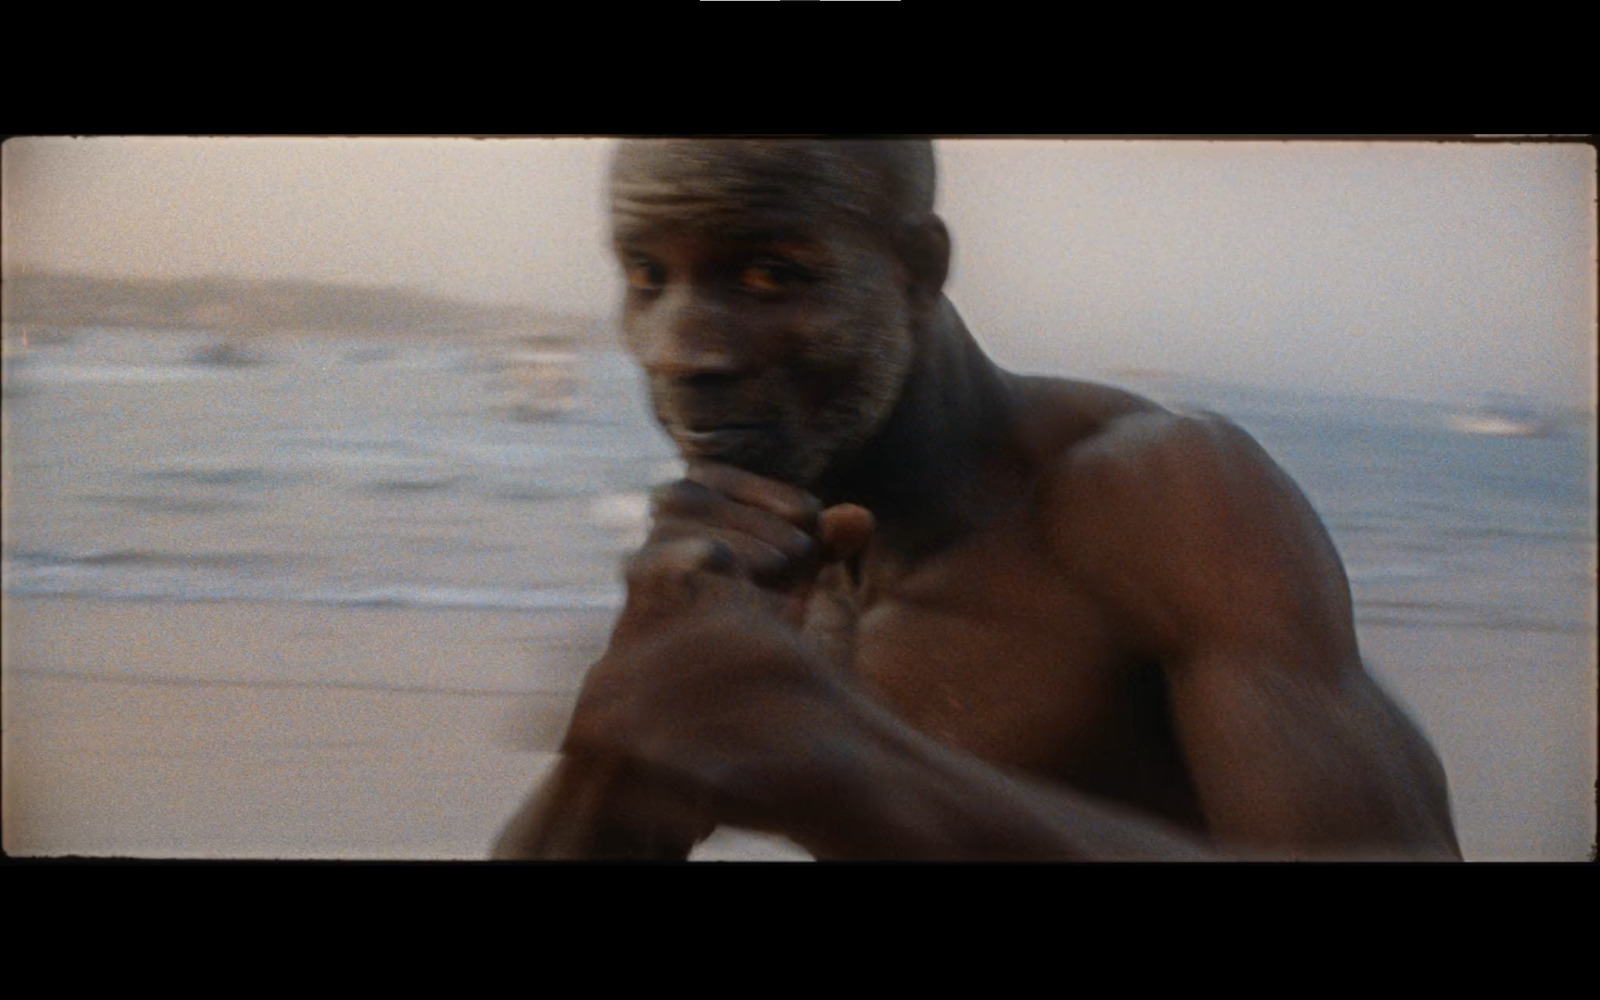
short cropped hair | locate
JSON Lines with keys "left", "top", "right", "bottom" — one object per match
{"left": 612, "top": 138, "right": 937, "bottom": 232}
{"left": 828, "top": 138, "right": 937, "bottom": 224}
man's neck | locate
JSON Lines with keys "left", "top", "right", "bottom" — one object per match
{"left": 815, "top": 298, "right": 1019, "bottom": 559}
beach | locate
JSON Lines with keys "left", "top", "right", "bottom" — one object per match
{"left": 3, "top": 596, "right": 811, "bottom": 860}
{"left": 1359, "top": 622, "right": 1595, "bottom": 861}
{"left": 3, "top": 329, "right": 1594, "bottom": 860}
{"left": 5, "top": 596, "right": 1591, "bottom": 861}
{"left": 3, "top": 597, "right": 573, "bottom": 859}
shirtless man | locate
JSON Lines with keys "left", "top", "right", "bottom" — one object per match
{"left": 493, "top": 139, "right": 1461, "bottom": 861}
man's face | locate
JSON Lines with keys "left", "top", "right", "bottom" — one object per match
{"left": 610, "top": 142, "right": 917, "bottom": 487}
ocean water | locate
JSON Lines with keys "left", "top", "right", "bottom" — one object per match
{"left": 4, "top": 330, "right": 677, "bottom": 622}
{"left": 3, "top": 328, "right": 1595, "bottom": 677}
{"left": 1163, "top": 379, "right": 1596, "bottom": 639}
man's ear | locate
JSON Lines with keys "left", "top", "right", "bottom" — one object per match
{"left": 901, "top": 214, "right": 950, "bottom": 323}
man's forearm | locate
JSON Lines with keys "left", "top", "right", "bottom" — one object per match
{"left": 492, "top": 754, "right": 710, "bottom": 860}
{"left": 499, "top": 682, "right": 1221, "bottom": 862}
{"left": 777, "top": 690, "right": 1220, "bottom": 862}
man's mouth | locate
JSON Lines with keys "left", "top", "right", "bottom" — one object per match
{"left": 675, "top": 422, "right": 776, "bottom": 458}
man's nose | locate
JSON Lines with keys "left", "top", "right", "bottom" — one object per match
{"left": 629, "top": 285, "right": 747, "bottom": 379}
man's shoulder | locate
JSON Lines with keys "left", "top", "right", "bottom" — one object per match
{"left": 1023, "top": 375, "right": 1305, "bottom": 544}
{"left": 1019, "top": 376, "right": 1351, "bottom": 658}
{"left": 1014, "top": 374, "right": 1255, "bottom": 473}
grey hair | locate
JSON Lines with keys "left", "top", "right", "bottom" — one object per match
{"left": 612, "top": 138, "right": 938, "bottom": 231}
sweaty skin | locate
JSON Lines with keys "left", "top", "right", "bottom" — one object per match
{"left": 493, "top": 139, "right": 1461, "bottom": 861}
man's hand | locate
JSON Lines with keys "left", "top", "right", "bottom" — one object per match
{"left": 493, "top": 461, "right": 873, "bottom": 858}
{"left": 569, "top": 461, "right": 874, "bottom": 820}
{"left": 610, "top": 460, "right": 872, "bottom": 664}
{"left": 633, "top": 460, "right": 872, "bottom": 619}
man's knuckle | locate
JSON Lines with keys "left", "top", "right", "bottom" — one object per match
{"left": 650, "top": 480, "right": 711, "bottom": 518}
{"left": 625, "top": 547, "right": 684, "bottom": 585}
{"left": 787, "top": 493, "right": 824, "bottom": 528}
{"left": 622, "top": 551, "right": 656, "bottom": 586}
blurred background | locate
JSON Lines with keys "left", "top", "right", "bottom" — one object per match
{"left": 3, "top": 136, "right": 1594, "bottom": 859}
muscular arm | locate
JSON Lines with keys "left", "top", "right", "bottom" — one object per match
{"left": 749, "top": 412, "right": 1458, "bottom": 860}
{"left": 493, "top": 463, "right": 872, "bottom": 860}
{"left": 510, "top": 592, "right": 1216, "bottom": 862}
{"left": 1045, "top": 411, "right": 1460, "bottom": 859}
{"left": 497, "top": 418, "right": 1459, "bottom": 861}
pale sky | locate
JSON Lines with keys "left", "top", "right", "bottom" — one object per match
{"left": 3, "top": 136, "right": 1594, "bottom": 407}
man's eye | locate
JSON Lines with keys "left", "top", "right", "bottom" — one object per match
{"left": 626, "top": 260, "right": 665, "bottom": 291}
{"left": 738, "top": 261, "right": 803, "bottom": 294}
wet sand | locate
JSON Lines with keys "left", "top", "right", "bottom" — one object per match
{"left": 3, "top": 596, "right": 570, "bottom": 858}
{"left": 1359, "top": 622, "right": 1596, "bottom": 862}
{"left": 1, "top": 595, "right": 810, "bottom": 860}
{"left": 7, "top": 594, "right": 1595, "bottom": 861}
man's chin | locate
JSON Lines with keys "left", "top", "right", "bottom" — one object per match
{"left": 672, "top": 426, "right": 815, "bottom": 485}
{"left": 668, "top": 425, "right": 787, "bottom": 480}
{"left": 692, "top": 450, "right": 811, "bottom": 487}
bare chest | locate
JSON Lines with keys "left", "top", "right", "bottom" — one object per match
{"left": 840, "top": 527, "right": 1126, "bottom": 768}
{"left": 830, "top": 523, "right": 1197, "bottom": 819}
